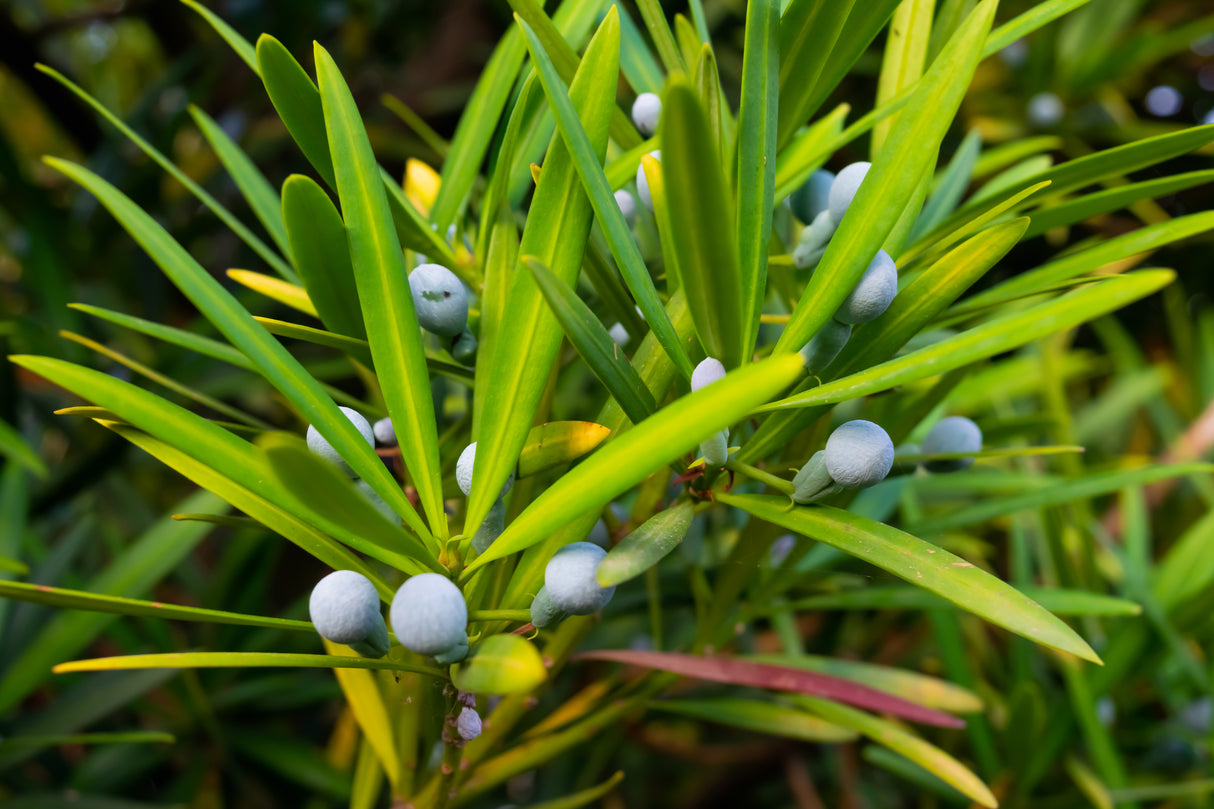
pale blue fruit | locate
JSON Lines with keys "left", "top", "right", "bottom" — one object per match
{"left": 1027, "top": 92, "right": 1064, "bottom": 127}
{"left": 530, "top": 586, "right": 568, "bottom": 628}
{"left": 827, "top": 161, "right": 871, "bottom": 224}
{"left": 544, "top": 542, "right": 616, "bottom": 615}
{"left": 790, "top": 169, "right": 835, "bottom": 224}
{"left": 389, "top": 573, "right": 468, "bottom": 656}
{"left": 922, "top": 416, "right": 982, "bottom": 472}
{"left": 824, "top": 420, "right": 894, "bottom": 488}
{"left": 636, "top": 150, "right": 661, "bottom": 211}
{"left": 834, "top": 250, "right": 897, "bottom": 325}
{"left": 691, "top": 357, "right": 726, "bottom": 392}
{"left": 306, "top": 406, "right": 374, "bottom": 477}
{"left": 456, "top": 442, "right": 514, "bottom": 499}
{"left": 309, "top": 570, "right": 389, "bottom": 658}
{"left": 631, "top": 92, "right": 662, "bottom": 137}
{"left": 372, "top": 417, "right": 396, "bottom": 446}
{"left": 409, "top": 263, "right": 468, "bottom": 338}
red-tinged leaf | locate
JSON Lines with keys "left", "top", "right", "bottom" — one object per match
{"left": 572, "top": 649, "right": 964, "bottom": 728}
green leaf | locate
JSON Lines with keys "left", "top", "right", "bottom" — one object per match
{"left": 775, "top": 0, "right": 998, "bottom": 354}
{"left": 734, "top": 0, "right": 779, "bottom": 359}
{"left": 872, "top": 0, "right": 933, "bottom": 154}
{"left": 68, "top": 304, "right": 248, "bottom": 369}
{"left": 777, "top": 0, "right": 859, "bottom": 149}
{"left": 765, "top": 270, "right": 1174, "bottom": 410}
{"left": 0, "top": 731, "right": 175, "bottom": 749}
{"left": 255, "top": 35, "right": 454, "bottom": 262}
{"left": 0, "top": 418, "right": 46, "bottom": 478}
{"left": 773, "top": 102, "right": 850, "bottom": 201}
{"left": 257, "top": 432, "right": 439, "bottom": 573}
{"left": 516, "top": 12, "right": 694, "bottom": 381}
{"left": 662, "top": 81, "right": 745, "bottom": 366}
{"left": 518, "top": 421, "right": 612, "bottom": 478}
{"left": 618, "top": 3, "right": 664, "bottom": 94}
{"left": 0, "top": 580, "right": 314, "bottom": 632}
{"left": 180, "top": 0, "right": 258, "bottom": 71}
{"left": 41, "top": 158, "right": 426, "bottom": 538}
{"left": 314, "top": 43, "right": 447, "bottom": 538}
{"left": 521, "top": 772, "right": 626, "bottom": 809}
{"left": 53, "top": 652, "right": 444, "bottom": 677}
{"left": 227, "top": 268, "right": 318, "bottom": 316}
{"left": 281, "top": 174, "right": 366, "bottom": 339}
{"left": 796, "top": 695, "right": 997, "bottom": 807}
{"left": 783, "top": 586, "right": 1142, "bottom": 617}
{"left": 1023, "top": 170, "right": 1214, "bottom": 239}
{"left": 0, "top": 489, "right": 224, "bottom": 714}
{"left": 634, "top": 0, "right": 685, "bottom": 75}
{"left": 35, "top": 65, "right": 294, "bottom": 281}
{"left": 596, "top": 504, "right": 694, "bottom": 586}
{"left": 469, "top": 13, "right": 620, "bottom": 539}
{"left": 909, "top": 463, "right": 1214, "bottom": 534}
{"left": 912, "top": 129, "right": 982, "bottom": 240}
{"left": 466, "top": 354, "right": 805, "bottom": 572}
{"left": 652, "top": 698, "right": 856, "bottom": 742}
{"left": 719, "top": 492, "right": 1100, "bottom": 662}
{"left": 322, "top": 640, "right": 400, "bottom": 788}
{"left": 189, "top": 105, "right": 291, "bottom": 260}
{"left": 524, "top": 256, "right": 657, "bottom": 425}
{"left": 451, "top": 634, "right": 547, "bottom": 695}
{"left": 983, "top": 0, "right": 1093, "bottom": 56}
{"left": 102, "top": 422, "right": 391, "bottom": 596}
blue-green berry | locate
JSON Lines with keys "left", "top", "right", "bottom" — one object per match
{"left": 309, "top": 570, "right": 389, "bottom": 658}
{"left": 456, "top": 706, "right": 482, "bottom": 741}
{"left": 456, "top": 442, "right": 514, "bottom": 499}
{"left": 409, "top": 263, "right": 468, "bottom": 338}
{"left": 389, "top": 573, "right": 468, "bottom": 657}
{"left": 545, "top": 542, "right": 615, "bottom": 615}
{"left": 451, "top": 330, "right": 478, "bottom": 364}
{"left": 306, "top": 406, "right": 374, "bottom": 477}
{"left": 530, "top": 586, "right": 568, "bottom": 628}
{"left": 825, "top": 420, "right": 894, "bottom": 489}
{"left": 827, "top": 161, "right": 871, "bottom": 224}
{"left": 614, "top": 189, "right": 637, "bottom": 227}
{"left": 790, "top": 169, "right": 835, "bottom": 224}
{"left": 433, "top": 636, "right": 469, "bottom": 664}
{"left": 631, "top": 92, "right": 661, "bottom": 137}
{"left": 700, "top": 429, "right": 729, "bottom": 467}
{"left": 922, "top": 416, "right": 982, "bottom": 472}
{"left": 373, "top": 417, "right": 396, "bottom": 446}
{"left": 792, "top": 450, "right": 837, "bottom": 504}
{"left": 834, "top": 250, "right": 897, "bottom": 325}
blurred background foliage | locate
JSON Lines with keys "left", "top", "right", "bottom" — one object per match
{"left": 2, "top": 0, "right": 1214, "bottom": 806}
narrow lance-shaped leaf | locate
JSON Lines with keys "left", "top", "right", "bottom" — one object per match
{"left": 719, "top": 493, "right": 1101, "bottom": 663}
{"left": 515, "top": 14, "right": 695, "bottom": 380}
{"left": 314, "top": 43, "right": 447, "bottom": 540}
{"left": 525, "top": 256, "right": 657, "bottom": 426}
{"left": 281, "top": 174, "right": 366, "bottom": 339}
{"left": 53, "top": 652, "right": 445, "bottom": 677}
{"left": 662, "top": 81, "right": 746, "bottom": 367}
{"left": 596, "top": 504, "right": 694, "bottom": 587}
{"left": 38, "top": 160, "right": 428, "bottom": 539}
{"left": 469, "top": 13, "right": 621, "bottom": 540}
{"left": 465, "top": 354, "right": 805, "bottom": 571}
{"left": 734, "top": 0, "right": 779, "bottom": 360}
{"left": 776, "top": 0, "right": 859, "bottom": 149}
{"left": 653, "top": 699, "right": 856, "bottom": 743}
{"left": 775, "top": 0, "right": 998, "bottom": 354}
{"left": 517, "top": 421, "right": 612, "bottom": 478}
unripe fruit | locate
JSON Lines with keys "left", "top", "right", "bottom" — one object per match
{"left": 608, "top": 322, "right": 630, "bottom": 346}
{"left": 691, "top": 357, "right": 726, "bottom": 392}
{"left": 530, "top": 586, "right": 568, "bottom": 629}
{"left": 824, "top": 420, "right": 894, "bottom": 489}
{"left": 792, "top": 450, "right": 837, "bottom": 504}
{"left": 827, "top": 162, "right": 871, "bottom": 224}
{"left": 472, "top": 499, "right": 505, "bottom": 555}
{"left": 409, "top": 263, "right": 468, "bottom": 338}
{"left": 614, "top": 189, "right": 637, "bottom": 227}
{"left": 636, "top": 150, "right": 661, "bottom": 211}
{"left": 790, "top": 169, "right": 835, "bottom": 224}
{"left": 921, "top": 416, "right": 982, "bottom": 472}
{"left": 834, "top": 250, "right": 897, "bottom": 325}
{"left": 700, "top": 429, "right": 729, "bottom": 467}
{"left": 451, "top": 330, "right": 478, "bottom": 364}
{"left": 306, "top": 406, "right": 374, "bottom": 477}
{"left": 544, "top": 542, "right": 616, "bottom": 615}
{"left": 456, "top": 442, "right": 514, "bottom": 499}
{"left": 631, "top": 92, "right": 662, "bottom": 137}
{"left": 309, "top": 570, "right": 389, "bottom": 658}
{"left": 800, "top": 320, "right": 852, "bottom": 375}
{"left": 389, "top": 573, "right": 468, "bottom": 657}
{"left": 792, "top": 209, "right": 838, "bottom": 270}
{"left": 457, "top": 706, "right": 483, "bottom": 741}
{"left": 1027, "top": 92, "right": 1064, "bottom": 127}
{"left": 373, "top": 417, "right": 396, "bottom": 446}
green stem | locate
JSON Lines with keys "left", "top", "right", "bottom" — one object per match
{"left": 466, "top": 609, "right": 531, "bottom": 622}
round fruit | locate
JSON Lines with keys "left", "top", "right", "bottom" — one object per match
{"left": 921, "top": 416, "right": 982, "bottom": 472}
{"left": 827, "top": 161, "right": 871, "bottom": 223}
{"left": 824, "top": 420, "right": 894, "bottom": 489}
{"left": 834, "top": 250, "right": 897, "bottom": 325}
{"left": 409, "top": 263, "right": 468, "bottom": 338}
{"left": 306, "top": 406, "right": 374, "bottom": 477}
{"left": 309, "top": 570, "right": 389, "bottom": 658}
{"left": 389, "top": 573, "right": 468, "bottom": 657}
{"left": 544, "top": 542, "right": 616, "bottom": 616}
{"left": 631, "top": 92, "right": 662, "bottom": 137}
